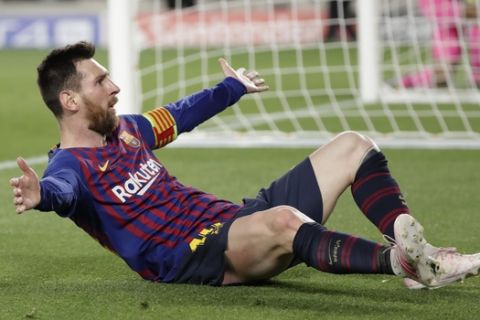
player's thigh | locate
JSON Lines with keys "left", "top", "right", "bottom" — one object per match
{"left": 223, "top": 206, "right": 307, "bottom": 284}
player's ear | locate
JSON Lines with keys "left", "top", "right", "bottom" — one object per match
{"left": 59, "top": 90, "right": 79, "bottom": 112}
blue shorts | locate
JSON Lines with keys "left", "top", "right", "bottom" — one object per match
{"left": 173, "top": 157, "right": 323, "bottom": 285}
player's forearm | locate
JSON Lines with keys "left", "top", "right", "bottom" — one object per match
{"left": 165, "top": 77, "right": 246, "bottom": 134}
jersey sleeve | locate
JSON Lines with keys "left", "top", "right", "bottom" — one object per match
{"left": 136, "top": 77, "right": 246, "bottom": 150}
{"left": 164, "top": 77, "right": 246, "bottom": 134}
{"left": 36, "top": 170, "right": 80, "bottom": 217}
{"left": 35, "top": 152, "right": 85, "bottom": 218}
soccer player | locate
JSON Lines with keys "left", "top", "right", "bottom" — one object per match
{"left": 399, "top": 0, "right": 480, "bottom": 88}
{"left": 10, "top": 41, "right": 480, "bottom": 289}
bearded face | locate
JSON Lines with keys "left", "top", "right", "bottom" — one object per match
{"left": 70, "top": 59, "right": 121, "bottom": 137}
{"left": 84, "top": 95, "right": 119, "bottom": 136}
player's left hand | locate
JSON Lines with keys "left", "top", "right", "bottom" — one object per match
{"left": 10, "top": 157, "right": 41, "bottom": 214}
{"left": 218, "top": 58, "right": 269, "bottom": 94}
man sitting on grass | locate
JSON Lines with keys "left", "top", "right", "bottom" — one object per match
{"left": 10, "top": 41, "right": 480, "bottom": 289}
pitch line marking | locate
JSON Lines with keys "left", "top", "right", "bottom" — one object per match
{"left": 0, "top": 155, "right": 48, "bottom": 171}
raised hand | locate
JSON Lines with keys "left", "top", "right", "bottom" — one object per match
{"left": 218, "top": 58, "right": 269, "bottom": 94}
{"left": 10, "top": 157, "right": 41, "bottom": 214}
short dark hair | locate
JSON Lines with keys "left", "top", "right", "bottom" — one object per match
{"left": 37, "top": 41, "right": 96, "bottom": 118}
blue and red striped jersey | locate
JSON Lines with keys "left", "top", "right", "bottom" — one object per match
{"left": 36, "top": 78, "right": 246, "bottom": 282}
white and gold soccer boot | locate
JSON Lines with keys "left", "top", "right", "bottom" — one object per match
{"left": 392, "top": 214, "right": 480, "bottom": 289}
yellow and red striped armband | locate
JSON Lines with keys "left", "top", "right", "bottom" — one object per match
{"left": 142, "top": 107, "right": 177, "bottom": 148}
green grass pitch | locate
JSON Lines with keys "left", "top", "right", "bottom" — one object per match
{"left": 1, "top": 49, "right": 480, "bottom": 319}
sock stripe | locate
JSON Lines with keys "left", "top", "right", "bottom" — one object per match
{"left": 378, "top": 208, "right": 409, "bottom": 233}
{"left": 293, "top": 223, "right": 391, "bottom": 274}
{"left": 361, "top": 186, "right": 402, "bottom": 214}
{"left": 371, "top": 243, "right": 382, "bottom": 272}
{"left": 351, "top": 172, "right": 390, "bottom": 193}
{"left": 343, "top": 236, "right": 357, "bottom": 270}
{"left": 352, "top": 150, "right": 409, "bottom": 239}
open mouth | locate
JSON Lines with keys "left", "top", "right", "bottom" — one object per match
{"left": 109, "top": 96, "right": 119, "bottom": 108}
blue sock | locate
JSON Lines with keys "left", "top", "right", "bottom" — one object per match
{"left": 292, "top": 222, "right": 392, "bottom": 274}
{"left": 351, "top": 151, "right": 409, "bottom": 239}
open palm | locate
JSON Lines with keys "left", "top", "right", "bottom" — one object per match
{"left": 10, "top": 157, "right": 41, "bottom": 214}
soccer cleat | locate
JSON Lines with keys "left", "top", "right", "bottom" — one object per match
{"left": 401, "top": 246, "right": 458, "bottom": 290}
{"left": 402, "top": 277, "right": 427, "bottom": 290}
{"left": 393, "top": 214, "right": 480, "bottom": 289}
{"left": 391, "top": 214, "right": 430, "bottom": 285}
{"left": 419, "top": 246, "right": 480, "bottom": 289}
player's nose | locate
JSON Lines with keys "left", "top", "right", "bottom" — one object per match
{"left": 108, "top": 78, "right": 120, "bottom": 95}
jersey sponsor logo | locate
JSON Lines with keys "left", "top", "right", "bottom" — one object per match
{"left": 98, "top": 160, "right": 110, "bottom": 172}
{"left": 111, "top": 158, "right": 163, "bottom": 202}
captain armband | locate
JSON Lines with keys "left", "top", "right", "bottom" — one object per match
{"left": 143, "top": 107, "right": 178, "bottom": 148}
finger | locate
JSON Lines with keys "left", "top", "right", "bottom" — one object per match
{"left": 9, "top": 177, "right": 19, "bottom": 187}
{"left": 255, "top": 84, "right": 270, "bottom": 92}
{"left": 253, "top": 78, "right": 265, "bottom": 86}
{"left": 218, "top": 58, "right": 235, "bottom": 77}
{"left": 246, "top": 71, "right": 259, "bottom": 79}
{"left": 16, "top": 205, "right": 26, "bottom": 214}
{"left": 236, "top": 67, "right": 246, "bottom": 76}
{"left": 14, "top": 196, "right": 23, "bottom": 205}
{"left": 13, "top": 187, "right": 22, "bottom": 197}
{"left": 16, "top": 157, "right": 32, "bottom": 175}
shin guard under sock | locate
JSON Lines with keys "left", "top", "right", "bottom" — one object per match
{"left": 292, "top": 222, "right": 393, "bottom": 274}
{"left": 351, "top": 150, "right": 410, "bottom": 239}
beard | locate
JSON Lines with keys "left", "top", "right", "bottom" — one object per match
{"left": 84, "top": 96, "right": 119, "bottom": 136}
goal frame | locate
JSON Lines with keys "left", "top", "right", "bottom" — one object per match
{"left": 107, "top": 0, "right": 480, "bottom": 149}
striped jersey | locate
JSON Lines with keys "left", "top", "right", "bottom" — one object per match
{"left": 36, "top": 78, "right": 246, "bottom": 282}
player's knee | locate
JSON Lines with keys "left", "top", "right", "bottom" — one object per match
{"left": 332, "top": 131, "right": 379, "bottom": 162}
{"left": 267, "top": 205, "right": 306, "bottom": 236}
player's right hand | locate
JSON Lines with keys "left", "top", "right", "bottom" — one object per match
{"left": 9, "top": 157, "right": 41, "bottom": 214}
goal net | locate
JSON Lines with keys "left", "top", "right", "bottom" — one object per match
{"left": 109, "top": 0, "right": 480, "bottom": 148}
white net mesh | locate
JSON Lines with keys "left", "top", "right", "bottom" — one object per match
{"left": 129, "top": 0, "right": 480, "bottom": 148}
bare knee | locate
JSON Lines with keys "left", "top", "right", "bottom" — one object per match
{"left": 224, "top": 206, "right": 309, "bottom": 283}
{"left": 333, "top": 131, "right": 378, "bottom": 156}
{"left": 266, "top": 206, "right": 311, "bottom": 249}
{"left": 328, "top": 131, "right": 378, "bottom": 175}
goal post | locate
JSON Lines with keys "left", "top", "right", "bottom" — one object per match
{"left": 358, "top": 0, "right": 380, "bottom": 103}
{"left": 107, "top": 0, "right": 139, "bottom": 115}
{"left": 108, "top": 0, "right": 480, "bottom": 148}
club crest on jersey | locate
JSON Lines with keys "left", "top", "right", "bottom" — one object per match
{"left": 111, "top": 158, "right": 163, "bottom": 203}
{"left": 119, "top": 131, "right": 141, "bottom": 148}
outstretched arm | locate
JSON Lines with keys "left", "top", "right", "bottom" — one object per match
{"left": 140, "top": 59, "right": 270, "bottom": 148}
{"left": 165, "top": 58, "right": 270, "bottom": 133}
{"left": 10, "top": 157, "right": 41, "bottom": 214}
{"left": 10, "top": 156, "right": 80, "bottom": 216}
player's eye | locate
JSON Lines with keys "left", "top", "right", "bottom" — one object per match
{"left": 96, "top": 75, "right": 107, "bottom": 85}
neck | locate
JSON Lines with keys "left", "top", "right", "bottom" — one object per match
{"left": 59, "top": 119, "right": 107, "bottom": 149}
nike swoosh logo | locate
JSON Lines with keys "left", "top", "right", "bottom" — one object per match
{"left": 138, "top": 172, "right": 160, "bottom": 195}
{"left": 98, "top": 160, "right": 110, "bottom": 172}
